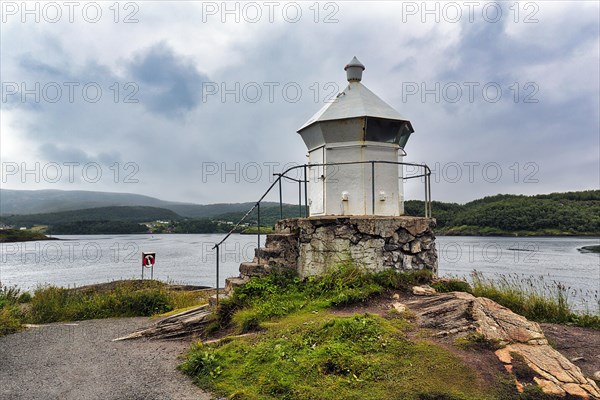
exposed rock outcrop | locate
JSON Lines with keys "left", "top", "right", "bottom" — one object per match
{"left": 406, "top": 292, "right": 600, "bottom": 399}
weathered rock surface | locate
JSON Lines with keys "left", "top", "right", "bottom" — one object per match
{"left": 113, "top": 305, "right": 213, "bottom": 341}
{"left": 412, "top": 285, "right": 437, "bottom": 296}
{"left": 391, "top": 302, "right": 407, "bottom": 313}
{"left": 406, "top": 292, "right": 600, "bottom": 398}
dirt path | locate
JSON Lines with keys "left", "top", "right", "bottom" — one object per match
{"left": 0, "top": 317, "right": 212, "bottom": 400}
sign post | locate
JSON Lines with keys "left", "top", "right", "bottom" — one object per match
{"left": 142, "top": 252, "right": 156, "bottom": 280}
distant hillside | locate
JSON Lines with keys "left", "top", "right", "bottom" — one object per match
{"left": 49, "top": 221, "right": 150, "bottom": 235}
{"left": 0, "top": 189, "right": 179, "bottom": 215}
{"left": 214, "top": 204, "right": 304, "bottom": 227}
{"left": 0, "top": 206, "right": 182, "bottom": 227}
{"left": 2, "top": 189, "right": 598, "bottom": 236}
{"left": 0, "top": 189, "right": 277, "bottom": 218}
{"left": 167, "top": 202, "right": 280, "bottom": 218}
{"left": 405, "top": 190, "right": 600, "bottom": 236}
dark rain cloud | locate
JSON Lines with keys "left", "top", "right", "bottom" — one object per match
{"left": 1, "top": 2, "right": 597, "bottom": 203}
{"left": 127, "top": 43, "right": 209, "bottom": 117}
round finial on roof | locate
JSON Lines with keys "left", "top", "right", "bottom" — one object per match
{"left": 344, "top": 56, "right": 365, "bottom": 82}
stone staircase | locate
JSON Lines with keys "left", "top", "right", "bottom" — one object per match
{"left": 223, "top": 231, "right": 299, "bottom": 297}
{"left": 213, "top": 215, "right": 438, "bottom": 306}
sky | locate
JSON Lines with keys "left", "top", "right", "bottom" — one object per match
{"left": 1, "top": 0, "right": 599, "bottom": 205}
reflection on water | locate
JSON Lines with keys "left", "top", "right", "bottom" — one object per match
{"left": 1, "top": 234, "right": 598, "bottom": 310}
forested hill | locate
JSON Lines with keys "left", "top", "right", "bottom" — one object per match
{"left": 2, "top": 190, "right": 598, "bottom": 236}
{"left": 0, "top": 206, "right": 181, "bottom": 227}
{"left": 405, "top": 190, "right": 600, "bottom": 236}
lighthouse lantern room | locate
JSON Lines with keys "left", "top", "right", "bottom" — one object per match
{"left": 297, "top": 57, "right": 415, "bottom": 217}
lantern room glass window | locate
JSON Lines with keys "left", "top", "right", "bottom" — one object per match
{"left": 365, "top": 117, "right": 413, "bottom": 148}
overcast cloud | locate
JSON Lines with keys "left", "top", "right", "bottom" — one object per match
{"left": 1, "top": 1, "right": 598, "bottom": 205}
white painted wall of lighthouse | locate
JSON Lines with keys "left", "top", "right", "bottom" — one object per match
{"left": 307, "top": 141, "right": 402, "bottom": 216}
{"left": 307, "top": 146, "right": 325, "bottom": 214}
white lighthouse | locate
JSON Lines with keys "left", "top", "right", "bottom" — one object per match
{"left": 221, "top": 57, "right": 436, "bottom": 294}
{"left": 297, "top": 57, "right": 415, "bottom": 217}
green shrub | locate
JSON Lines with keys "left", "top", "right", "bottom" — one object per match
{"left": 232, "top": 309, "right": 262, "bottom": 333}
{"left": 373, "top": 268, "right": 434, "bottom": 290}
{"left": 431, "top": 279, "right": 472, "bottom": 293}
{"left": 18, "top": 292, "right": 32, "bottom": 303}
{"left": 0, "top": 284, "right": 26, "bottom": 336}
{"left": 0, "top": 284, "right": 22, "bottom": 308}
{"left": 26, "top": 280, "right": 205, "bottom": 324}
{"left": 27, "top": 284, "right": 174, "bottom": 323}
{"left": 0, "top": 305, "right": 23, "bottom": 336}
{"left": 181, "top": 343, "right": 222, "bottom": 379}
{"left": 0, "top": 280, "right": 208, "bottom": 335}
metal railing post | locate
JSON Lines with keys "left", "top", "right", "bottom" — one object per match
{"left": 298, "top": 181, "right": 302, "bottom": 217}
{"left": 257, "top": 202, "right": 261, "bottom": 262}
{"left": 424, "top": 171, "right": 428, "bottom": 217}
{"left": 215, "top": 244, "right": 219, "bottom": 306}
{"left": 278, "top": 176, "right": 283, "bottom": 220}
{"left": 303, "top": 164, "right": 308, "bottom": 217}
{"left": 428, "top": 173, "right": 432, "bottom": 217}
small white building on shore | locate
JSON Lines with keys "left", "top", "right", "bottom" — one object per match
{"left": 297, "top": 57, "right": 415, "bottom": 217}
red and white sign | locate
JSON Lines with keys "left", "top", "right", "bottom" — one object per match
{"left": 142, "top": 252, "right": 156, "bottom": 267}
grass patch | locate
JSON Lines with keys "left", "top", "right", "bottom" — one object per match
{"left": 431, "top": 279, "right": 472, "bottom": 294}
{"left": 27, "top": 280, "right": 206, "bottom": 324}
{"left": 469, "top": 271, "right": 600, "bottom": 329}
{"left": 240, "top": 226, "right": 275, "bottom": 234}
{"left": 182, "top": 265, "right": 525, "bottom": 399}
{"left": 181, "top": 265, "right": 591, "bottom": 399}
{"left": 216, "top": 263, "right": 434, "bottom": 333}
{"left": 453, "top": 332, "right": 499, "bottom": 351}
{"left": 181, "top": 313, "right": 496, "bottom": 400}
{"left": 0, "top": 280, "right": 208, "bottom": 334}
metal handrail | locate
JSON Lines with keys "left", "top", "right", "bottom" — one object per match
{"left": 212, "top": 160, "right": 431, "bottom": 304}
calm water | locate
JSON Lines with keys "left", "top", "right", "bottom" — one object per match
{"left": 1, "top": 234, "right": 598, "bottom": 310}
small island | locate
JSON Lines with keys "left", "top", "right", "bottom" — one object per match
{"left": 579, "top": 245, "right": 600, "bottom": 254}
{"left": 0, "top": 229, "right": 58, "bottom": 243}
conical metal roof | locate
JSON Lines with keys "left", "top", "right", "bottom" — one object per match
{"left": 298, "top": 58, "right": 412, "bottom": 133}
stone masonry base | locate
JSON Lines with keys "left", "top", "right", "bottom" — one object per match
{"left": 225, "top": 216, "right": 438, "bottom": 295}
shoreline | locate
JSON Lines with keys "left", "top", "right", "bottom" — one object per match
{"left": 0, "top": 229, "right": 61, "bottom": 243}
{"left": 45, "top": 231, "right": 600, "bottom": 238}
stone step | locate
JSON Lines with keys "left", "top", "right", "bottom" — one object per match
{"left": 239, "top": 262, "right": 271, "bottom": 278}
{"left": 225, "top": 276, "right": 249, "bottom": 295}
{"left": 264, "top": 233, "right": 296, "bottom": 243}
{"left": 208, "top": 293, "right": 231, "bottom": 308}
{"left": 254, "top": 247, "right": 282, "bottom": 260}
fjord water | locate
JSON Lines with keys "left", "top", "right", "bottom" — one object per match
{"left": 1, "top": 234, "right": 598, "bottom": 311}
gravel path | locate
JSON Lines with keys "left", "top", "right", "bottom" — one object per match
{"left": 0, "top": 318, "right": 212, "bottom": 400}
